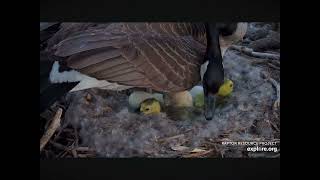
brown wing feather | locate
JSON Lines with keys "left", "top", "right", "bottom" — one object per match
{"left": 47, "top": 23, "right": 206, "bottom": 92}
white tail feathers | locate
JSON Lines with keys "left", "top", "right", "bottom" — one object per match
{"left": 49, "top": 61, "right": 130, "bottom": 92}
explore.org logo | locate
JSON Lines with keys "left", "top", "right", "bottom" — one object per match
{"left": 221, "top": 141, "right": 279, "bottom": 153}
{"left": 246, "top": 146, "right": 278, "bottom": 153}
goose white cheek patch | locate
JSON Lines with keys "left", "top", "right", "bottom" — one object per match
{"left": 200, "top": 61, "right": 209, "bottom": 81}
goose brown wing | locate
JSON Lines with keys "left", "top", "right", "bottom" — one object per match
{"left": 47, "top": 23, "right": 206, "bottom": 92}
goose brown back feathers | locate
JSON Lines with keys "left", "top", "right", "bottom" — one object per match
{"left": 46, "top": 23, "right": 215, "bottom": 92}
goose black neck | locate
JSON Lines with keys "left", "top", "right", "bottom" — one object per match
{"left": 205, "top": 23, "right": 223, "bottom": 65}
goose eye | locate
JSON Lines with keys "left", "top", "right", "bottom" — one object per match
{"left": 145, "top": 108, "right": 150, "bottom": 111}
{"left": 230, "top": 84, "right": 233, "bottom": 87}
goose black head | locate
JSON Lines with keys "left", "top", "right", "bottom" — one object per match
{"left": 203, "top": 23, "right": 244, "bottom": 120}
{"left": 203, "top": 61, "right": 224, "bottom": 120}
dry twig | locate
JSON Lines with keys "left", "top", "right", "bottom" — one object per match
{"left": 261, "top": 72, "right": 280, "bottom": 111}
{"left": 266, "top": 120, "right": 280, "bottom": 132}
{"left": 182, "top": 149, "right": 213, "bottom": 158}
{"left": 158, "top": 134, "right": 185, "bottom": 143}
{"left": 230, "top": 45, "right": 280, "bottom": 60}
{"left": 49, "top": 141, "right": 66, "bottom": 150}
{"left": 40, "top": 108, "right": 63, "bottom": 152}
{"left": 269, "top": 78, "right": 280, "bottom": 110}
{"left": 267, "top": 63, "right": 280, "bottom": 70}
{"left": 75, "top": 147, "right": 95, "bottom": 152}
{"left": 71, "top": 145, "right": 78, "bottom": 158}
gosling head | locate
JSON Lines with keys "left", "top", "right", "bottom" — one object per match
{"left": 218, "top": 79, "right": 234, "bottom": 97}
{"left": 140, "top": 98, "right": 161, "bottom": 115}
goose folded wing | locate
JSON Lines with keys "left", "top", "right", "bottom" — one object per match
{"left": 47, "top": 23, "right": 206, "bottom": 92}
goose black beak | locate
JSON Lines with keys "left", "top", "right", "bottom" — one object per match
{"left": 204, "top": 93, "right": 216, "bottom": 120}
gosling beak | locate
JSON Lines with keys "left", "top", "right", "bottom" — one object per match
{"left": 204, "top": 93, "right": 216, "bottom": 120}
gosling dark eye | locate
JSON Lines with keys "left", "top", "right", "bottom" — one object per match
{"left": 145, "top": 108, "right": 149, "bottom": 111}
{"left": 230, "top": 84, "right": 233, "bottom": 87}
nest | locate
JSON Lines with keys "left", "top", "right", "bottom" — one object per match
{"left": 40, "top": 49, "right": 280, "bottom": 158}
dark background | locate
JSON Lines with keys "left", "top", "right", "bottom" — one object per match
{"left": 40, "top": 0, "right": 280, "bottom": 22}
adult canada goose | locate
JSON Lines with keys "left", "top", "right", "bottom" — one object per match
{"left": 40, "top": 22, "right": 247, "bottom": 120}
